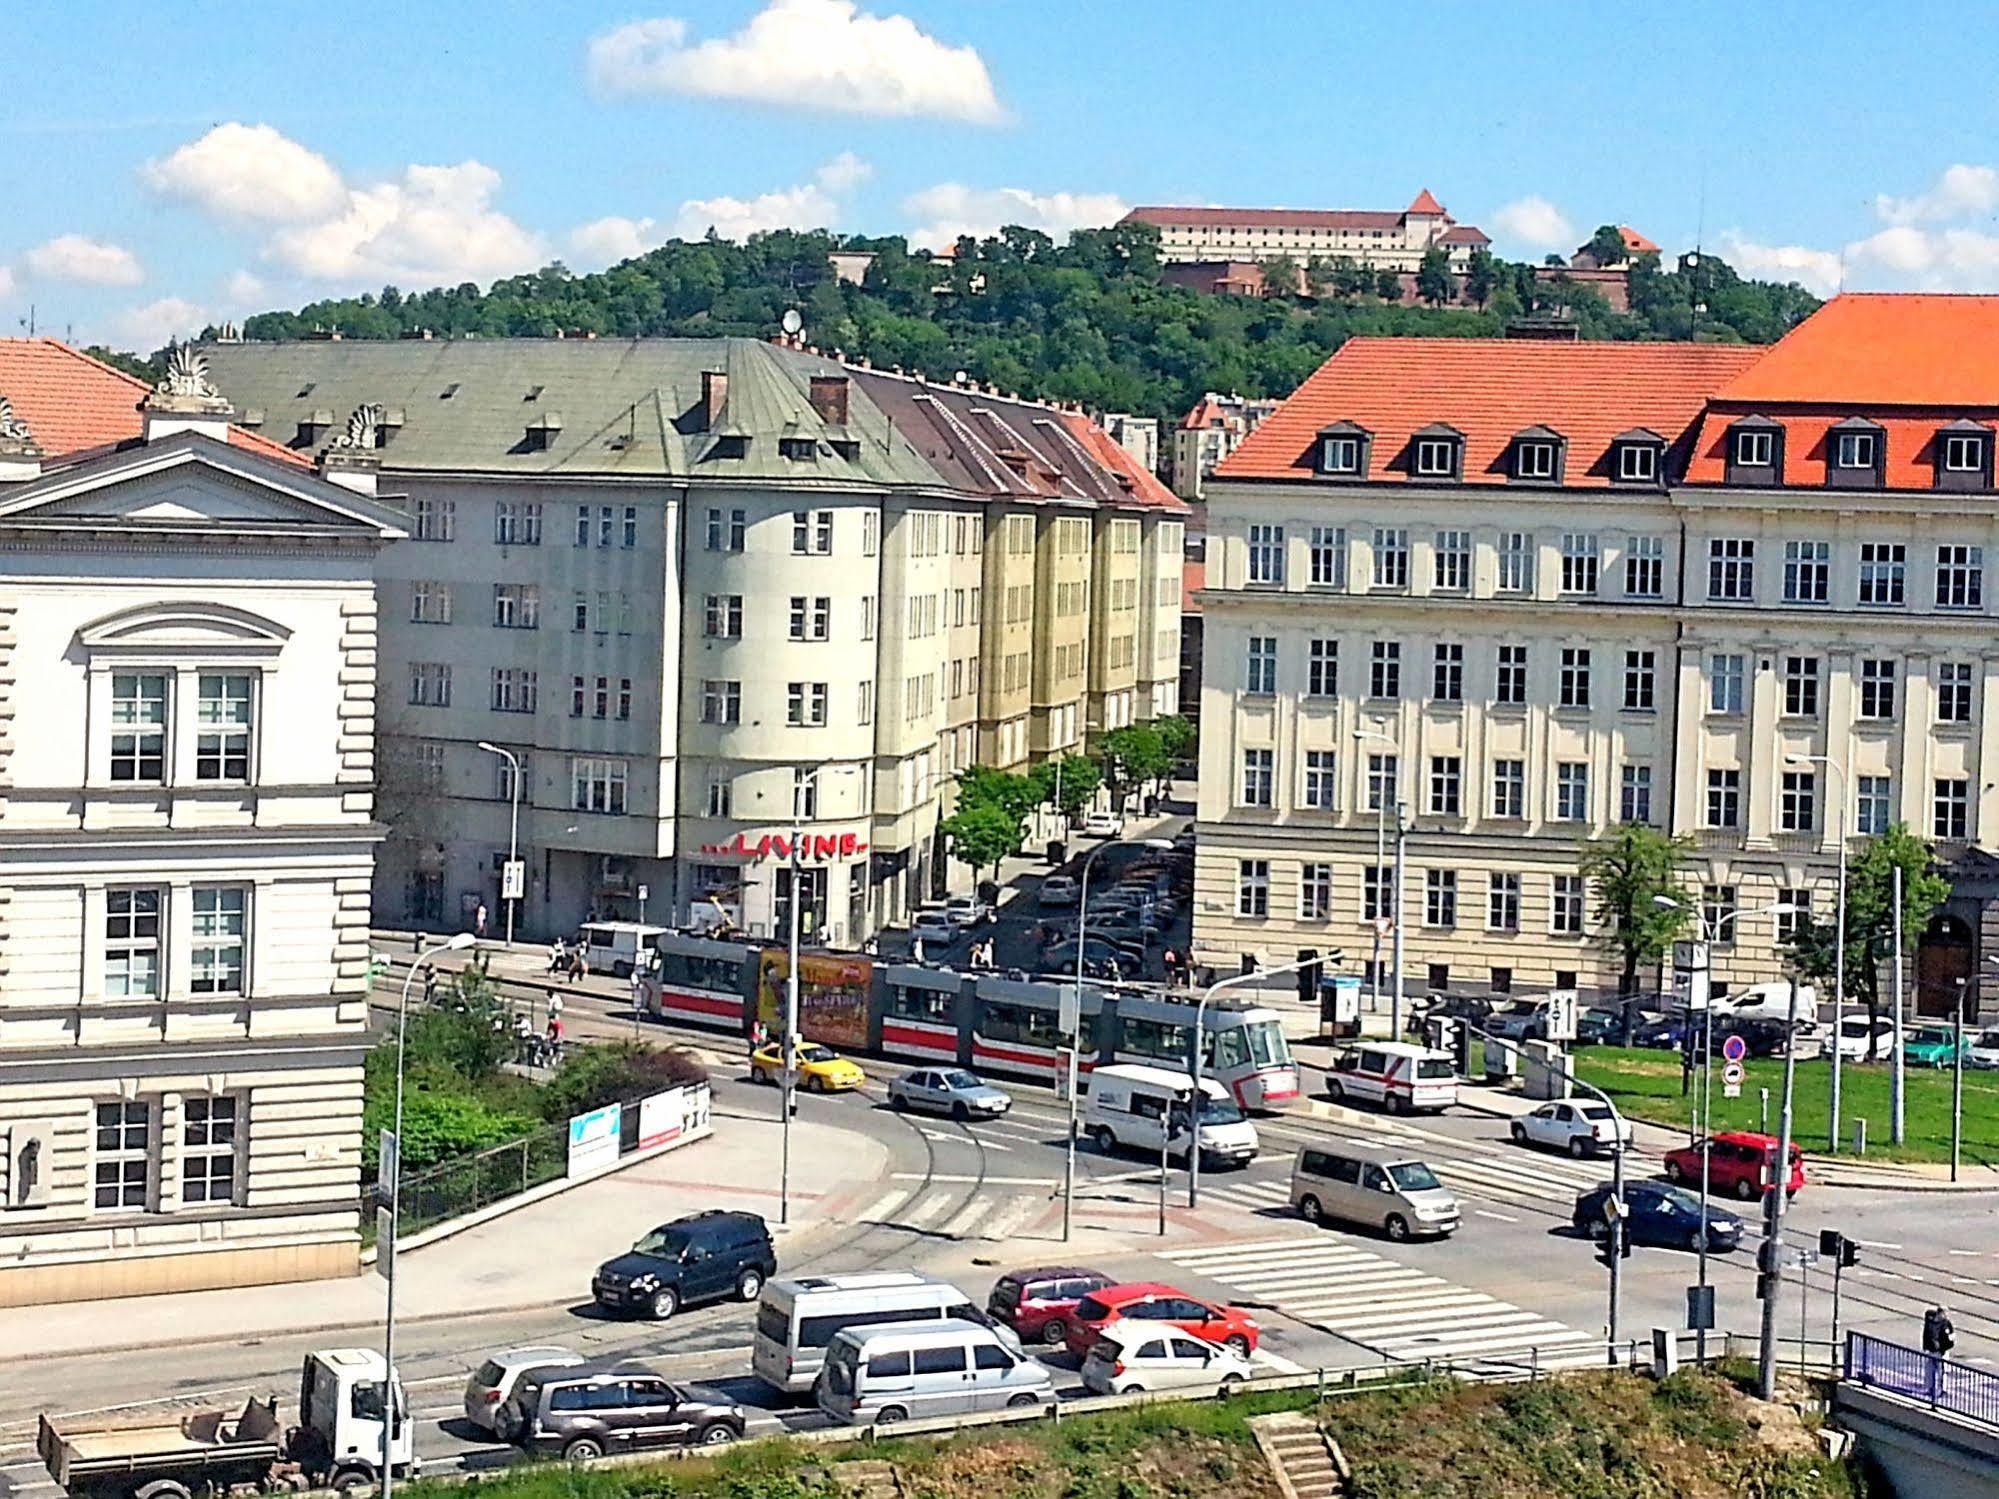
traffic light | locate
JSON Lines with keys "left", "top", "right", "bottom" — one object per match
{"left": 1924, "top": 1307, "right": 1957, "bottom": 1356}
{"left": 1820, "top": 1230, "right": 1860, "bottom": 1269}
{"left": 1755, "top": 1239, "right": 1781, "bottom": 1301}
{"left": 1297, "top": 950, "right": 1321, "bottom": 1005}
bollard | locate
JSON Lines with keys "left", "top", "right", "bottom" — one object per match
{"left": 1854, "top": 1117, "right": 1867, "bottom": 1156}
{"left": 1760, "top": 1088, "right": 1770, "bottom": 1136}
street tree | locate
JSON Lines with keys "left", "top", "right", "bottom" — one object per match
{"left": 1463, "top": 248, "right": 1498, "bottom": 309}
{"left": 1416, "top": 248, "right": 1453, "bottom": 306}
{"left": 939, "top": 799, "right": 1025, "bottom": 886}
{"left": 1579, "top": 823, "right": 1694, "bottom": 1043}
{"left": 1153, "top": 713, "right": 1197, "bottom": 764}
{"left": 1029, "top": 753, "right": 1100, "bottom": 823}
{"left": 955, "top": 765, "right": 1040, "bottom": 827}
{"left": 1097, "top": 723, "right": 1171, "bottom": 809}
{"left": 1784, "top": 823, "right": 1949, "bottom": 1040}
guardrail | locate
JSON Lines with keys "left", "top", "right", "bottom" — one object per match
{"left": 1847, "top": 1331, "right": 1999, "bottom": 1430}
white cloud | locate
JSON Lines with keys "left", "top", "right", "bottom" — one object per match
{"left": 670, "top": 183, "right": 840, "bottom": 241}
{"left": 110, "top": 296, "right": 207, "bottom": 351}
{"left": 1875, "top": 164, "right": 1999, "bottom": 226}
{"left": 1846, "top": 225, "right": 1999, "bottom": 290}
{"left": 815, "top": 150, "right": 873, "bottom": 194}
{"left": 22, "top": 234, "right": 144, "bottom": 286}
{"left": 570, "top": 215, "right": 661, "bottom": 266}
{"left": 141, "top": 122, "right": 346, "bottom": 224}
{"left": 267, "top": 160, "right": 547, "bottom": 285}
{"left": 223, "top": 269, "right": 267, "bottom": 303}
{"left": 1487, "top": 195, "right": 1574, "bottom": 252}
{"left": 586, "top": 0, "right": 1003, "bottom": 124}
{"left": 0, "top": 266, "right": 14, "bottom": 301}
{"left": 903, "top": 183, "right": 1127, "bottom": 247}
{"left": 1718, "top": 233, "right": 1844, "bottom": 296}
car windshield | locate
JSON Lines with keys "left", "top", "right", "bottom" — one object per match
{"left": 632, "top": 1228, "right": 688, "bottom": 1257}
{"left": 1915, "top": 1027, "right": 1953, "bottom": 1045}
{"left": 1980, "top": 1030, "right": 1999, "bottom": 1048}
{"left": 1580, "top": 1104, "right": 1614, "bottom": 1120}
{"left": 1655, "top": 1185, "right": 1705, "bottom": 1215}
{"left": 1197, "top": 1095, "right": 1245, "bottom": 1125}
{"left": 800, "top": 1045, "right": 837, "bottom": 1064}
{"left": 1386, "top": 1162, "right": 1442, "bottom": 1192}
{"left": 939, "top": 1070, "right": 981, "bottom": 1090}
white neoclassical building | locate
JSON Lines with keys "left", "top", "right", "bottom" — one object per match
{"left": 1195, "top": 296, "right": 1999, "bottom": 1011}
{"left": 0, "top": 345, "right": 403, "bottom": 1304}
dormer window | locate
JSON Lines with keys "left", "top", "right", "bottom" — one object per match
{"left": 1409, "top": 423, "right": 1463, "bottom": 480}
{"left": 1509, "top": 426, "right": 1565, "bottom": 483}
{"left": 1935, "top": 420, "right": 1992, "bottom": 492}
{"left": 1314, "top": 420, "right": 1371, "bottom": 478}
{"left": 1825, "top": 416, "right": 1884, "bottom": 490}
{"left": 1618, "top": 444, "right": 1657, "bottom": 481}
{"left": 1724, "top": 415, "right": 1783, "bottom": 486}
{"left": 1834, "top": 431, "right": 1875, "bottom": 469}
{"left": 779, "top": 436, "right": 819, "bottom": 461}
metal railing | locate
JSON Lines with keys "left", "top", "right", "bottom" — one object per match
{"left": 1846, "top": 1331, "right": 1999, "bottom": 1430}
{"left": 382, "top": 1125, "right": 571, "bottom": 1241}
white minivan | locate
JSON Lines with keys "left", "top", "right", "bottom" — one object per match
{"left": 1324, "top": 1043, "right": 1457, "bottom": 1114}
{"left": 817, "top": 1320, "right": 1054, "bottom": 1425}
{"left": 752, "top": 1271, "right": 1014, "bottom": 1394}
{"left": 1084, "top": 1063, "right": 1259, "bottom": 1167}
{"left": 577, "top": 920, "right": 670, "bottom": 978}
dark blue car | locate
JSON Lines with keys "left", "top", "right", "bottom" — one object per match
{"left": 1633, "top": 1015, "right": 1691, "bottom": 1050}
{"left": 1572, "top": 1181, "right": 1743, "bottom": 1252}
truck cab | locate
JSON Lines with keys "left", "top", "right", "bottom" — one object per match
{"left": 298, "top": 1348, "right": 417, "bottom": 1487}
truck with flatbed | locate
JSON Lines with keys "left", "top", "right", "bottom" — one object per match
{"left": 38, "top": 1350, "right": 416, "bottom": 1499}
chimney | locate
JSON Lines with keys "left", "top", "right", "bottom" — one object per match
{"left": 701, "top": 369, "right": 729, "bottom": 430}
{"left": 0, "top": 394, "right": 42, "bottom": 483}
{"left": 808, "top": 375, "right": 850, "bottom": 427}
{"left": 141, "top": 343, "right": 238, "bottom": 445}
{"left": 317, "top": 402, "right": 389, "bottom": 497}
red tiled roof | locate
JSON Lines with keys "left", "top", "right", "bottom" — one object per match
{"left": 1438, "top": 226, "right": 1490, "bottom": 246}
{"left": 1217, "top": 337, "right": 1765, "bottom": 486}
{"left": 1711, "top": 293, "right": 1999, "bottom": 407}
{"left": 0, "top": 338, "right": 308, "bottom": 467}
{"left": 1407, "top": 189, "right": 1447, "bottom": 216}
{"left": 1683, "top": 408, "right": 1993, "bottom": 491}
{"left": 1124, "top": 205, "right": 1408, "bottom": 232}
{"left": 1060, "top": 411, "right": 1186, "bottom": 513}
{"left": 1619, "top": 226, "right": 1660, "bottom": 255}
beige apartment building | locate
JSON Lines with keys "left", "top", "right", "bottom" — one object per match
{"left": 1195, "top": 296, "right": 1999, "bottom": 1012}
{"left": 206, "top": 339, "right": 1182, "bottom": 946}
{"left": 1124, "top": 192, "right": 1490, "bottom": 273}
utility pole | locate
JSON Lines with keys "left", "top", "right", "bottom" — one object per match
{"left": 1391, "top": 801, "right": 1409, "bottom": 1039}
{"left": 1954, "top": 1011, "right": 1966, "bottom": 1183}
{"left": 1892, "top": 864, "right": 1906, "bottom": 1145}
{"left": 1757, "top": 978, "right": 1801, "bottom": 1401}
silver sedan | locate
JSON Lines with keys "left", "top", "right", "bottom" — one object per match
{"left": 888, "top": 1067, "right": 1013, "bottom": 1122}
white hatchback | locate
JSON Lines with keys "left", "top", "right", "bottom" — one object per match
{"left": 1078, "top": 1324, "right": 1255, "bottom": 1396}
{"left": 1511, "top": 1099, "right": 1631, "bottom": 1159}
{"left": 465, "top": 1345, "right": 583, "bottom": 1433}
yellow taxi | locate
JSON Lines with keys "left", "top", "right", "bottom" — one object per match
{"left": 750, "top": 1041, "right": 866, "bottom": 1092}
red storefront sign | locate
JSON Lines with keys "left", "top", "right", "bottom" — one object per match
{"left": 697, "top": 830, "right": 869, "bottom": 862}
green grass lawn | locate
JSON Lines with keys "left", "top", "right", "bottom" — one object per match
{"left": 1573, "top": 1045, "right": 1999, "bottom": 1166}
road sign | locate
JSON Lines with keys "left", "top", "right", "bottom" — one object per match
{"left": 1721, "top": 1034, "right": 1748, "bottom": 1064}
{"left": 501, "top": 858, "right": 525, "bottom": 900}
{"left": 377, "top": 1128, "right": 399, "bottom": 1204}
{"left": 375, "top": 1206, "right": 394, "bottom": 1281}
{"left": 1722, "top": 1059, "right": 1745, "bottom": 1098}
{"left": 1546, "top": 989, "right": 1579, "bottom": 1043}
{"left": 1686, "top": 1284, "right": 1716, "bottom": 1331}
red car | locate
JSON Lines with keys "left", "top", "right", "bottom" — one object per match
{"left": 987, "top": 1266, "right": 1115, "bottom": 1348}
{"left": 1662, "top": 1131, "right": 1805, "bottom": 1201}
{"left": 1063, "top": 1281, "right": 1260, "bottom": 1360}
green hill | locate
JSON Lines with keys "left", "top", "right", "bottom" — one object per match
{"left": 205, "top": 222, "right": 1815, "bottom": 426}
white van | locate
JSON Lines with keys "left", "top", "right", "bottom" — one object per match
{"left": 1083, "top": 1063, "right": 1259, "bottom": 1167}
{"left": 751, "top": 1271, "right": 1015, "bottom": 1394}
{"left": 1325, "top": 1043, "right": 1457, "bottom": 1114}
{"left": 1714, "top": 981, "right": 1817, "bottom": 1025}
{"left": 817, "top": 1320, "right": 1055, "bottom": 1425}
{"left": 577, "top": 921, "right": 670, "bottom": 978}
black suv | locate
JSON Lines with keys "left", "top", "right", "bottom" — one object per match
{"left": 502, "top": 1359, "right": 745, "bottom": 1459}
{"left": 591, "top": 1209, "right": 775, "bottom": 1320}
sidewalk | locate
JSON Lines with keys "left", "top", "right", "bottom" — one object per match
{"left": 0, "top": 1113, "right": 884, "bottom": 1363}
{"left": 1451, "top": 1079, "right": 1999, "bottom": 1192}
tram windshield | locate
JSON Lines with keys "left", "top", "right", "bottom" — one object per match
{"left": 1244, "top": 1019, "right": 1291, "bottom": 1068}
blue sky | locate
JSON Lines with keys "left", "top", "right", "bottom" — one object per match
{"left": 7, "top": 0, "right": 1999, "bottom": 349}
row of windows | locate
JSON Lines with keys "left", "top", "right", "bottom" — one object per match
{"left": 1235, "top": 859, "right": 1589, "bottom": 935}
{"left": 91, "top": 1097, "right": 240, "bottom": 1211}
{"left": 109, "top": 672, "right": 254, "bottom": 784}
{"left": 103, "top": 885, "right": 248, "bottom": 999}
{"left": 1705, "top": 538, "right": 1983, "bottom": 609}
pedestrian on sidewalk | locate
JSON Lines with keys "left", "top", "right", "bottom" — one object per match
{"left": 1162, "top": 948, "right": 1179, "bottom": 987}
{"left": 912, "top": 934, "right": 926, "bottom": 965}
{"left": 543, "top": 1013, "right": 565, "bottom": 1067}
{"left": 566, "top": 948, "right": 588, "bottom": 984}
{"left": 475, "top": 902, "right": 488, "bottom": 940}
{"left": 547, "top": 936, "right": 568, "bottom": 974}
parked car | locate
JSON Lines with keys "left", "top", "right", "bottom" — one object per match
{"left": 1484, "top": 1000, "right": 1552, "bottom": 1042}
{"left": 1417, "top": 994, "right": 1498, "bottom": 1027}
{"left": 1714, "top": 981, "right": 1819, "bottom": 1025}
{"left": 943, "top": 895, "right": 994, "bottom": 929}
{"left": 1718, "top": 1016, "right": 1819, "bottom": 1058}
{"left": 1040, "top": 938, "right": 1141, "bottom": 980}
{"left": 987, "top": 1266, "right": 1116, "bottom": 1348}
{"left": 1821, "top": 1015, "right": 1900, "bottom": 1062}
{"left": 750, "top": 1041, "right": 866, "bottom": 1092}
{"left": 1905, "top": 1023, "right": 1969, "bottom": 1068}
{"left": 1063, "top": 1282, "right": 1260, "bottom": 1359}
{"left": 1079, "top": 1324, "right": 1255, "bottom": 1396}
{"left": 592, "top": 1210, "right": 777, "bottom": 1320}
{"left": 910, "top": 911, "right": 959, "bottom": 947}
{"left": 1038, "top": 875, "right": 1080, "bottom": 908}
{"left": 1081, "top": 810, "right": 1124, "bottom": 837}
{"left": 1662, "top": 1131, "right": 1805, "bottom": 1201}
{"left": 889, "top": 1067, "right": 1013, "bottom": 1121}
{"left": 1511, "top": 1099, "right": 1631, "bottom": 1158}
{"left": 502, "top": 1360, "right": 745, "bottom": 1458}
{"left": 1634, "top": 1015, "right": 1692, "bottom": 1051}
{"left": 466, "top": 1345, "right": 583, "bottom": 1434}
{"left": 1967, "top": 1027, "right": 1999, "bottom": 1070}
{"left": 1573, "top": 1008, "right": 1624, "bottom": 1046}
{"left": 1572, "top": 1182, "right": 1745, "bottom": 1253}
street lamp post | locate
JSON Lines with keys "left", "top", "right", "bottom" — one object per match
{"left": 1353, "top": 726, "right": 1397, "bottom": 1017}
{"left": 1190, "top": 955, "right": 1317, "bottom": 1208}
{"left": 1064, "top": 834, "right": 1173, "bottom": 1241}
{"left": 1787, "top": 752, "right": 1848, "bottom": 1152}
{"left": 381, "top": 930, "right": 475, "bottom": 1499}
{"left": 476, "top": 741, "right": 522, "bottom": 948}
{"left": 1392, "top": 801, "right": 1409, "bottom": 1039}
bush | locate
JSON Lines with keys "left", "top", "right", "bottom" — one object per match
{"left": 363, "top": 1089, "right": 537, "bottom": 1175}
{"left": 537, "top": 1043, "right": 709, "bottom": 1123}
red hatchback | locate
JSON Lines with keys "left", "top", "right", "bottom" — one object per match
{"left": 1662, "top": 1131, "right": 1805, "bottom": 1201}
{"left": 987, "top": 1266, "right": 1115, "bottom": 1349}
{"left": 1063, "top": 1281, "right": 1260, "bottom": 1360}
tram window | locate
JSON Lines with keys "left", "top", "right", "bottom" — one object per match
{"left": 982, "top": 1000, "right": 1096, "bottom": 1050}
{"left": 683, "top": 953, "right": 740, "bottom": 991}
{"left": 1120, "top": 1017, "right": 1190, "bottom": 1061}
{"left": 1209, "top": 1026, "right": 1251, "bottom": 1072}
{"left": 1246, "top": 1021, "right": 1288, "bottom": 1067}
{"left": 888, "top": 985, "right": 953, "bottom": 1023}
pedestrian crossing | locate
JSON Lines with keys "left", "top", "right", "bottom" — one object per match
{"left": 1160, "top": 1236, "right": 1606, "bottom": 1372}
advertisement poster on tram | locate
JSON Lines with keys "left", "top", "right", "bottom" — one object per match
{"left": 757, "top": 949, "right": 872, "bottom": 1049}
